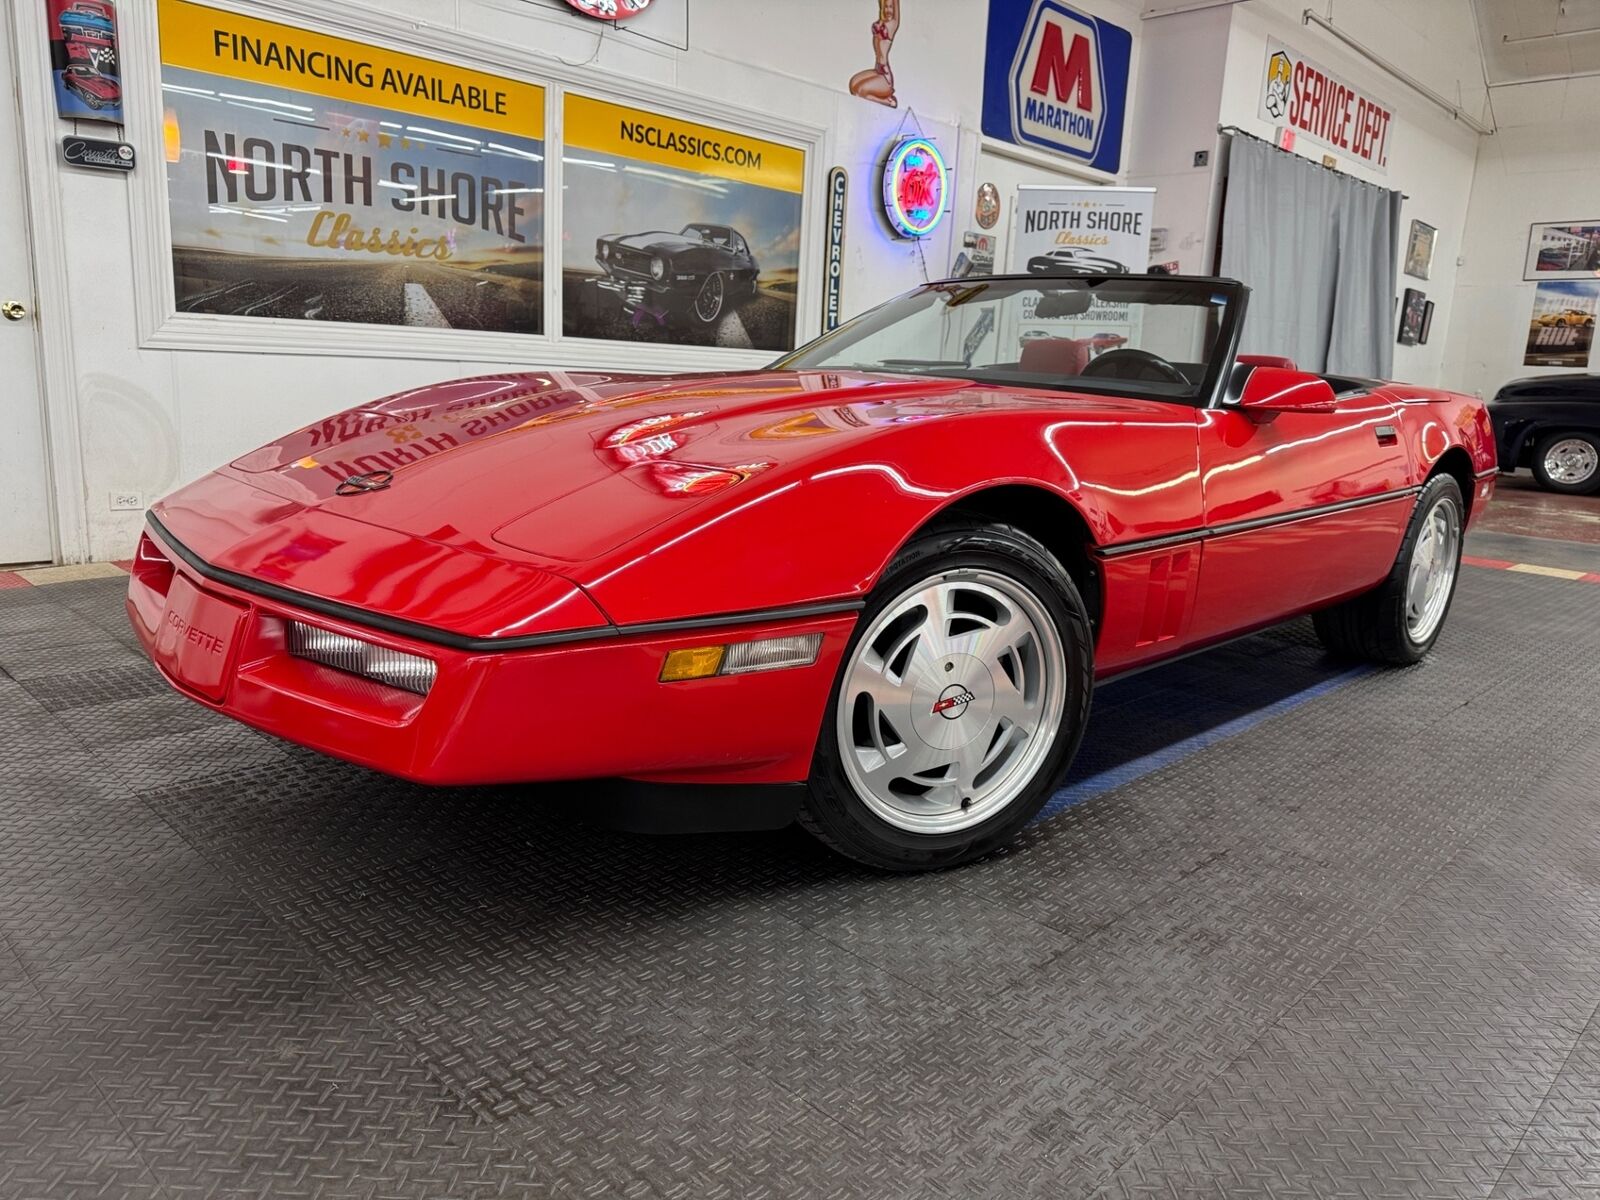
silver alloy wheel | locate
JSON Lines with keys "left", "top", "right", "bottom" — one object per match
{"left": 1543, "top": 437, "right": 1599, "bottom": 486}
{"left": 837, "top": 570, "right": 1067, "bottom": 835}
{"left": 694, "top": 272, "right": 725, "bottom": 324}
{"left": 1404, "top": 494, "right": 1462, "bottom": 643}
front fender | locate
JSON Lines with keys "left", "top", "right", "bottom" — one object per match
{"left": 572, "top": 405, "right": 1203, "bottom": 626}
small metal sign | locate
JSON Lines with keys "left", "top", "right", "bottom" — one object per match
{"left": 60, "top": 136, "right": 135, "bottom": 172}
{"left": 823, "top": 166, "right": 848, "bottom": 333}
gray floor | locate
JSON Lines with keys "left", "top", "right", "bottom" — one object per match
{"left": 1, "top": 537, "right": 1597, "bottom": 1199}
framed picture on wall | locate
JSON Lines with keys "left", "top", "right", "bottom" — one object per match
{"left": 1404, "top": 220, "right": 1436, "bottom": 280}
{"left": 1419, "top": 300, "right": 1435, "bottom": 345}
{"left": 1524, "top": 221, "right": 1600, "bottom": 280}
{"left": 1398, "top": 288, "right": 1427, "bottom": 346}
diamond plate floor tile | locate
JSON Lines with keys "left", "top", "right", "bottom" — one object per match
{"left": 1095, "top": 722, "right": 1600, "bottom": 1200}
{"left": 1, "top": 565, "right": 1597, "bottom": 1199}
{"left": 1491, "top": 1029, "right": 1600, "bottom": 1199}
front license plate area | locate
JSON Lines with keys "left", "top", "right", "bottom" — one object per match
{"left": 155, "top": 576, "right": 247, "bottom": 701}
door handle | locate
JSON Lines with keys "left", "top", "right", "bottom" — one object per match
{"left": 1375, "top": 425, "right": 1399, "bottom": 446}
{"left": 1, "top": 301, "right": 26, "bottom": 321}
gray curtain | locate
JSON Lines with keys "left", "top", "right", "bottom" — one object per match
{"left": 1218, "top": 134, "right": 1403, "bottom": 377}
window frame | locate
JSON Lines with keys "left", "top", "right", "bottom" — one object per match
{"left": 120, "top": 0, "right": 825, "bottom": 372}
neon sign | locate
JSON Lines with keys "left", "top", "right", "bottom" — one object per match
{"left": 564, "top": 0, "right": 654, "bottom": 19}
{"left": 882, "top": 136, "right": 947, "bottom": 239}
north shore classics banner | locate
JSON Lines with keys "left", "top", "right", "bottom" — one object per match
{"left": 158, "top": 0, "right": 546, "bottom": 332}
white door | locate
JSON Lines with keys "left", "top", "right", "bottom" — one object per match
{"left": 0, "top": 10, "right": 55, "bottom": 565}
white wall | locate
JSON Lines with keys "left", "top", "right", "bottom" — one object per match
{"left": 16, "top": 0, "right": 1503, "bottom": 564}
{"left": 1124, "top": 5, "right": 1233, "bottom": 276}
{"left": 1441, "top": 75, "right": 1600, "bottom": 398}
{"left": 20, "top": 0, "right": 1163, "bottom": 562}
{"left": 1212, "top": 0, "right": 1484, "bottom": 384}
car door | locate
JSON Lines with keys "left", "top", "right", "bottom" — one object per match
{"left": 1186, "top": 377, "right": 1413, "bottom": 644}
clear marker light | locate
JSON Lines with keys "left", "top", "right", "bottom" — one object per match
{"left": 287, "top": 623, "right": 437, "bottom": 695}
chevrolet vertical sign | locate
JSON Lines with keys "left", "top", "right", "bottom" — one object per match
{"left": 823, "top": 167, "right": 848, "bottom": 332}
{"left": 981, "top": 0, "right": 1132, "bottom": 174}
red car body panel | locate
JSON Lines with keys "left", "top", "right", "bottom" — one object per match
{"left": 131, "top": 363, "right": 1496, "bottom": 787}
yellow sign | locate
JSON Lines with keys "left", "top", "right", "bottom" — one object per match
{"left": 158, "top": 0, "right": 544, "bottom": 140}
{"left": 565, "top": 94, "right": 804, "bottom": 194}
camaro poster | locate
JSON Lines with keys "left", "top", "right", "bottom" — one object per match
{"left": 1525, "top": 281, "right": 1598, "bottom": 369}
{"left": 563, "top": 94, "right": 804, "bottom": 351}
{"left": 48, "top": 0, "right": 123, "bottom": 122}
{"left": 1006, "top": 184, "right": 1153, "bottom": 357}
{"left": 158, "top": 0, "right": 545, "bottom": 333}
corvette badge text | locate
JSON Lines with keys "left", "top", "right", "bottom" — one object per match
{"left": 165, "top": 610, "right": 228, "bottom": 657}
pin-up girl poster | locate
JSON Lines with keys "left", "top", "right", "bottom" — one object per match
{"left": 849, "top": 0, "right": 899, "bottom": 108}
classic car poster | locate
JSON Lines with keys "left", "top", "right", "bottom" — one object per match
{"left": 158, "top": 0, "right": 545, "bottom": 332}
{"left": 1397, "top": 287, "right": 1426, "bottom": 346}
{"left": 1006, "top": 185, "right": 1153, "bottom": 358}
{"left": 1524, "top": 221, "right": 1600, "bottom": 280}
{"left": 1525, "top": 280, "right": 1599, "bottom": 368}
{"left": 48, "top": 0, "right": 123, "bottom": 122}
{"left": 563, "top": 94, "right": 804, "bottom": 351}
{"left": 1403, "top": 219, "right": 1435, "bottom": 280}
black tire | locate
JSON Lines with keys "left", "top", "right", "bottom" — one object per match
{"left": 1530, "top": 431, "right": 1600, "bottom": 495}
{"left": 800, "top": 521, "right": 1094, "bottom": 871}
{"left": 690, "top": 272, "right": 726, "bottom": 327}
{"left": 1312, "top": 474, "right": 1465, "bottom": 665}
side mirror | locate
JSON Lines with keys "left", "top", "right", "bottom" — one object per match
{"left": 1234, "top": 366, "right": 1338, "bottom": 419}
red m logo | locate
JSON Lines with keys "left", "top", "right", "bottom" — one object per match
{"left": 1028, "top": 20, "right": 1094, "bottom": 110}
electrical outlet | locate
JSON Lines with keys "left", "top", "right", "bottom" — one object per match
{"left": 109, "top": 491, "right": 144, "bottom": 511}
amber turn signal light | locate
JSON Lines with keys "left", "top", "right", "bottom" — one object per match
{"left": 659, "top": 645, "right": 726, "bottom": 682}
{"left": 660, "top": 634, "right": 823, "bottom": 683}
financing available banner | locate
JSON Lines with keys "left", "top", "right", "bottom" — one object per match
{"left": 562, "top": 94, "right": 804, "bottom": 351}
{"left": 1524, "top": 281, "right": 1599, "bottom": 369}
{"left": 158, "top": 0, "right": 546, "bottom": 333}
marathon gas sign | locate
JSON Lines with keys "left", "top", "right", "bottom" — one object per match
{"left": 981, "top": 0, "right": 1132, "bottom": 174}
{"left": 1259, "top": 38, "right": 1393, "bottom": 172}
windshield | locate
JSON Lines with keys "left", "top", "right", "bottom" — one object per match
{"left": 773, "top": 276, "right": 1244, "bottom": 403}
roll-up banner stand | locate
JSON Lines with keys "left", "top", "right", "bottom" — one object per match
{"left": 1005, "top": 185, "right": 1155, "bottom": 361}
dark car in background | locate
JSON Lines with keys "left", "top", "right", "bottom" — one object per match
{"left": 595, "top": 223, "right": 759, "bottom": 328}
{"left": 1490, "top": 374, "right": 1600, "bottom": 495}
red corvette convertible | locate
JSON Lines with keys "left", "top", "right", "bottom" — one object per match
{"left": 129, "top": 276, "right": 1496, "bottom": 869}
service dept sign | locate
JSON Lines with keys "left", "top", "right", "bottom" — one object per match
{"left": 1258, "top": 38, "right": 1393, "bottom": 172}
{"left": 981, "top": 0, "right": 1132, "bottom": 174}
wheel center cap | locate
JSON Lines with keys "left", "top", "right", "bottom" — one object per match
{"left": 931, "top": 684, "right": 976, "bottom": 720}
{"left": 910, "top": 654, "right": 995, "bottom": 750}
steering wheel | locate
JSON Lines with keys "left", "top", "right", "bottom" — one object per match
{"left": 1080, "top": 348, "right": 1189, "bottom": 387}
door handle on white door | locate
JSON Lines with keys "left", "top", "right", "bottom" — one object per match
{"left": 1, "top": 301, "right": 26, "bottom": 321}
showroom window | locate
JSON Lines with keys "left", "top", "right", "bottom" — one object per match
{"left": 124, "top": 0, "right": 822, "bottom": 368}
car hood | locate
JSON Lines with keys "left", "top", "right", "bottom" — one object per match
{"left": 208, "top": 368, "right": 973, "bottom": 558}
{"left": 154, "top": 367, "right": 1153, "bottom": 636}
{"left": 608, "top": 232, "right": 704, "bottom": 253}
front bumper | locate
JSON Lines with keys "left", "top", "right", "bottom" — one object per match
{"left": 596, "top": 273, "right": 689, "bottom": 313}
{"left": 127, "top": 524, "right": 855, "bottom": 787}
